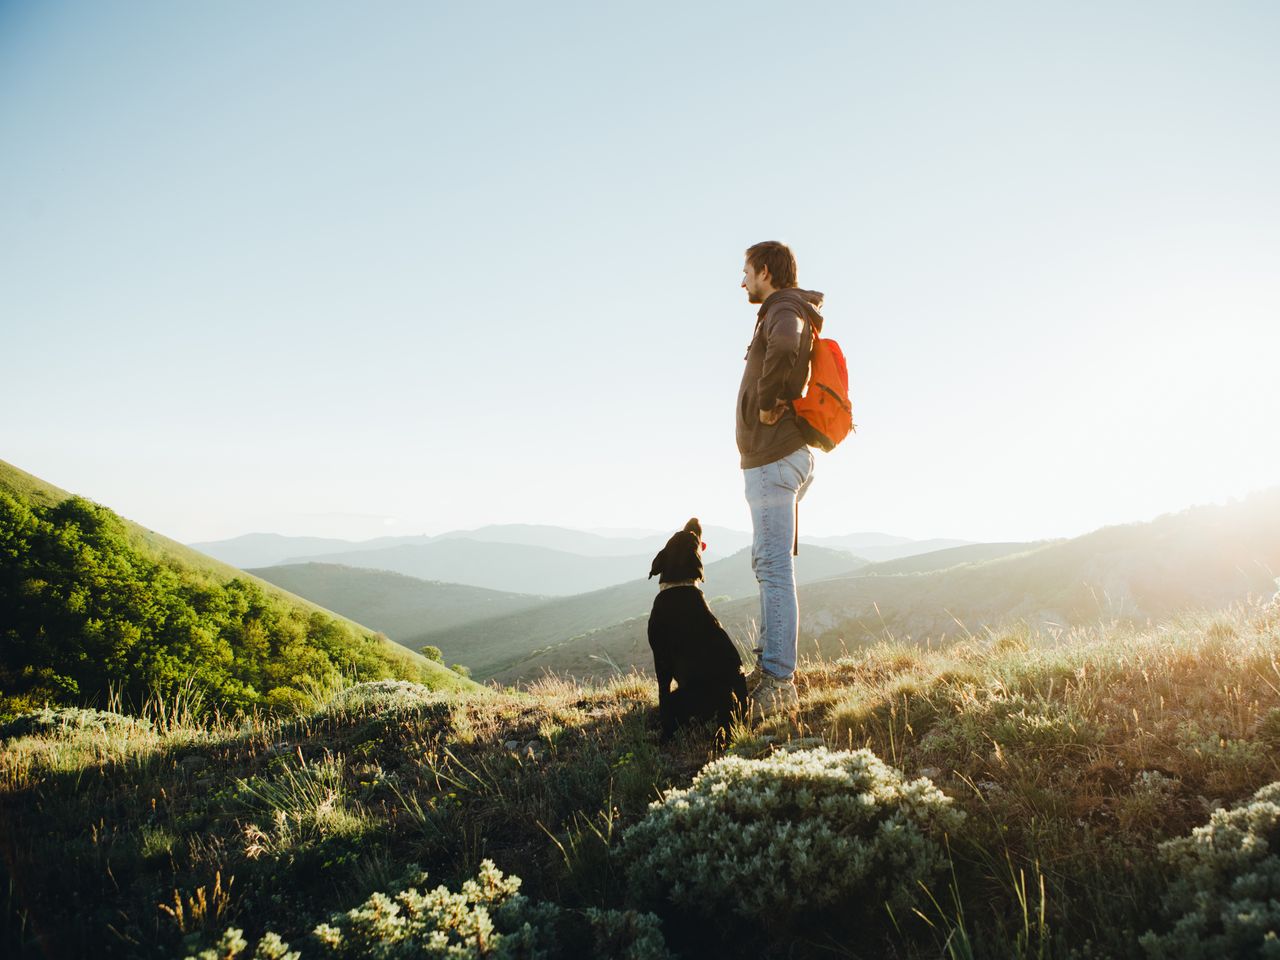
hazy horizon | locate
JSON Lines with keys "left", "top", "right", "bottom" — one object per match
{"left": 181, "top": 482, "right": 1276, "bottom": 550}
{"left": 186, "top": 519, "right": 961, "bottom": 547}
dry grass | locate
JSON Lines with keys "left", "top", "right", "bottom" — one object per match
{"left": 3, "top": 604, "right": 1279, "bottom": 958}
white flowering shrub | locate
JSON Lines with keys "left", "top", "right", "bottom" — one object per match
{"left": 0, "top": 705, "right": 152, "bottom": 740}
{"left": 309, "top": 859, "right": 543, "bottom": 958}
{"left": 1139, "top": 781, "right": 1280, "bottom": 958}
{"left": 184, "top": 860, "right": 671, "bottom": 960}
{"left": 322, "top": 680, "right": 445, "bottom": 716}
{"left": 617, "top": 747, "right": 965, "bottom": 932}
{"left": 185, "top": 928, "right": 298, "bottom": 960}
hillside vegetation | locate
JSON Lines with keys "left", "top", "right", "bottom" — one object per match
{"left": 4, "top": 600, "right": 1280, "bottom": 958}
{"left": 285, "top": 540, "right": 658, "bottom": 596}
{"left": 0, "top": 460, "right": 476, "bottom": 716}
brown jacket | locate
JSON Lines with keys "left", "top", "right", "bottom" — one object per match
{"left": 735, "top": 287, "right": 825, "bottom": 469}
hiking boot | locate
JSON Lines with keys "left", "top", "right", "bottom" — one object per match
{"left": 744, "top": 649, "right": 766, "bottom": 694}
{"left": 748, "top": 674, "right": 799, "bottom": 721}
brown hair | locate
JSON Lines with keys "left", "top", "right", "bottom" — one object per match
{"left": 745, "top": 241, "right": 798, "bottom": 289}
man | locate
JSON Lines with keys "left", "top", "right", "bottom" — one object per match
{"left": 736, "top": 240, "right": 823, "bottom": 718}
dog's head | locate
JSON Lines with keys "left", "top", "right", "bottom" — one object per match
{"left": 648, "top": 517, "right": 705, "bottom": 583}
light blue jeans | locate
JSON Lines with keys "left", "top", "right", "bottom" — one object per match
{"left": 744, "top": 446, "right": 815, "bottom": 680}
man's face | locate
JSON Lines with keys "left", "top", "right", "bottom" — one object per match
{"left": 741, "top": 260, "right": 771, "bottom": 304}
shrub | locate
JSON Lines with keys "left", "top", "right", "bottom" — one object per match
{"left": 616, "top": 747, "right": 965, "bottom": 936}
{"left": 1116, "top": 770, "right": 1183, "bottom": 835}
{"left": 266, "top": 687, "right": 312, "bottom": 716}
{"left": 1139, "top": 780, "right": 1280, "bottom": 958}
{"left": 0, "top": 705, "right": 152, "bottom": 741}
{"left": 321, "top": 680, "right": 445, "bottom": 716}
{"left": 917, "top": 692, "right": 1102, "bottom": 764}
{"left": 186, "top": 860, "right": 671, "bottom": 959}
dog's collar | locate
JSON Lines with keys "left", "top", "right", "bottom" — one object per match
{"left": 658, "top": 580, "right": 700, "bottom": 592}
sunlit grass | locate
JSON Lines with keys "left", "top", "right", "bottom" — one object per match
{"left": 2, "top": 603, "right": 1278, "bottom": 957}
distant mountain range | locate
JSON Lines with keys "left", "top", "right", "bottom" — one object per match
{"left": 247, "top": 563, "right": 548, "bottom": 643}
{"left": 246, "top": 545, "right": 868, "bottom": 676}
{"left": 279, "top": 541, "right": 654, "bottom": 597}
{"left": 192, "top": 526, "right": 974, "bottom": 595}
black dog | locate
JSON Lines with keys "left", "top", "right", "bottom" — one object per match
{"left": 647, "top": 518, "right": 747, "bottom": 740}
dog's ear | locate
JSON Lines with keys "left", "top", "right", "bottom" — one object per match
{"left": 649, "top": 545, "right": 666, "bottom": 579}
{"left": 683, "top": 517, "right": 702, "bottom": 539}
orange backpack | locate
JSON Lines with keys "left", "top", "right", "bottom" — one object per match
{"left": 794, "top": 327, "right": 854, "bottom": 452}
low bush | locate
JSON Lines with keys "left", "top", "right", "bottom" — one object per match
{"left": 1139, "top": 780, "right": 1280, "bottom": 958}
{"left": 185, "top": 860, "right": 671, "bottom": 960}
{"left": 0, "top": 705, "right": 152, "bottom": 741}
{"left": 616, "top": 746, "right": 964, "bottom": 943}
{"left": 916, "top": 691, "right": 1102, "bottom": 766}
{"left": 321, "top": 680, "right": 445, "bottom": 716}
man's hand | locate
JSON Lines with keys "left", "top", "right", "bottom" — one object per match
{"left": 759, "top": 402, "right": 788, "bottom": 426}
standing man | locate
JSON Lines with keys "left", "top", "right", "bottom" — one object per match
{"left": 736, "top": 240, "right": 823, "bottom": 718}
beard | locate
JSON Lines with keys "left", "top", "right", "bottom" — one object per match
{"left": 746, "top": 289, "right": 763, "bottom": 304}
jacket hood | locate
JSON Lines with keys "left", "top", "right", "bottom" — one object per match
{"left": 760, "top": 287, "right": 824, "bottom": 333}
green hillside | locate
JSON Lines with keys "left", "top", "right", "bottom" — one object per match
{"left": 494, "top": 491, "right": 1280, "bottom": 683}
{"left": 410, "top": 544, "right": 866, "bottom": 680}
{"left": 0, "top": 460, "right": 479, "bottom": 715}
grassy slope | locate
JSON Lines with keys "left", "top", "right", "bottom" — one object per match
{"left": 0, "top": 459, "right": 480, "bottom": 695}
{"left": 495, "top": 491, "right": 1280, "bottom": 683}
{"left": 3, "top": 602, "right": 1278, "bottom": 958}
{"left": 410, "top": 545, "right": 867, "bottom": 680}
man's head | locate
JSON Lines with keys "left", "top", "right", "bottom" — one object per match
{"left": 742, "top": 240, "right": 797, "bottom": 304}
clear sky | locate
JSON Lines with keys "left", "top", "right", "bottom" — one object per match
{"left": 3, "top": 1, "right": 1278, "bottom": 545}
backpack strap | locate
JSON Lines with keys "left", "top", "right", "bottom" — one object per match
{"left": 793, "top": 316, "right": 815, "bottom": 558}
